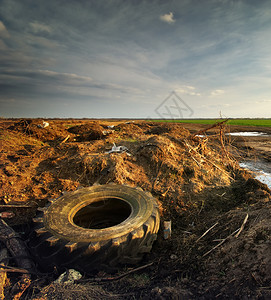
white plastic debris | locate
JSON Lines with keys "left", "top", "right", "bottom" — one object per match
{"left": 43, "top": 121, "right": 49, "bottom": 128}
{"left": 53, "top": 269, "right": 82, "bottom": 284}
{"left": 106, "top": 143, "right": 130, "bottom": 154}
{"left": 107, "top": 125, "right": 115, "bottom": 129}
{"left": 38, "top": 121, "right": 49, "bottom": 128}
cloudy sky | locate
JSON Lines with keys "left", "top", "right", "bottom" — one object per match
{"left": 0, "top": 0, "right": 271, "bottom": 118}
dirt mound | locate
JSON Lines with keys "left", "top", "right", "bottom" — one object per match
{"left": 7, "top": 119, "right": 33, "bottom": 134}
{"left": 145, "top": 122, "right": 189, "bottom": 137}
{"left": 77, "top": 127, "right": 236, "bottom": 226}
{"left": 67, "top": 121, "right": 102, "bottom": 134}
{"left": 7, "top": 119, "right": 68, "bottom": 143}
{"left": 68, "top": 121, "right": 106, "bottom": 141}
{"left": 113, "top": 122, "right": 146, "bottom": 137}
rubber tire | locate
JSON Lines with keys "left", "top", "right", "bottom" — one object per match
{"left": 28, "top": 184, "right": 160, "bottom": 273}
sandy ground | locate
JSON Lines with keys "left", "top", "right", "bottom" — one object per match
{"left": 1, "top": 119, "right": 271, "bottom": 299}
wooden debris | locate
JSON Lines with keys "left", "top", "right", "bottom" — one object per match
{"left": 0, "top": 218, "right": 35, "bottom": 299}
{"left": 203, "top": 228, "right": 240, "bottom": 257}
{"left": 195, "top": 222, "right": 218, "bottom": 243}
{"left": 0, "top": 248, "right": 9, "bottom": 300}
{"left": 59, "top": 135, "right": 70, "bottom": 145}
{"left": 0, "top": 205, "right": 34, "bottom": 209}
{"left": 0, "top": 219, "right": 34, "bottom": 273}
{"left": 0, "top": 212, "right": 15, "bottom": 219}
{"left": 184, "top": 140, "right": 233, "bottom": 180}
{"left": 0, "top": 265, "right": 31, "bottom": 274}
{"left": 235, "top": 214, "right": 249, "bottom": 238}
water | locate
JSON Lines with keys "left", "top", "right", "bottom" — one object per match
{"left": 227, "top": 132, "right": 268, "bottom": 137}
{"left": 197, "top": 132, "right": 269, "bottom": 138}
{"left": 239, "top": 161, "right": 271, "bottom": 189}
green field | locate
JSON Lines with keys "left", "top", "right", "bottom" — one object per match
{"left": 152, "top": 119, "right": 271, "bottom": 127}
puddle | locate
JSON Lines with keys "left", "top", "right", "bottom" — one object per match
{"left": 197, "top": 132, "right": 269, "bottom": 138}
{"left": 239, "top": 161, "right": 271, "bottom": 189}
{"left": 227, "top": 132, "right": 268, "bottom": 137}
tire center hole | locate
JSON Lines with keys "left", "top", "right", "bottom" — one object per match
{"left": 73, "top": 198, "right": 132, "bottom": 229}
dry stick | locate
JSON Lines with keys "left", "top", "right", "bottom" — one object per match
{"left": 219, "top": 125, "right": 227, "bottom": 157}
{"left": 184, "top": 141, "right": 233, "bottom": 180}
{"left": 59, "top": 135, "right": 70, "bottom": 145}
{"left": 235, "top": 214, "right": 249, "bottom": 238}
{"left": 0, "top": 265, "right": 30, "bottom": 274}
{"left": 195, "top": 222, "right": 219, "bottom": 244}
{"left": 77, "top": 262, "right": 154, "bottom": 283}
{"left": 202, "top": 156, "right": 233, "bottom": 179}
{"left": 190, "top": 119, "right": 229, "bottom": 138}
{"left": 0, "top": 205, "right": 34, "bottom": 209}
{"left": 203, "top": 228, "right": 240, "bottom": 257}
{"left": 191, "top": 156, "right": 202, "bottom": 167}
{"left": 219, "top": 124, "right": 234, "bottom": 164}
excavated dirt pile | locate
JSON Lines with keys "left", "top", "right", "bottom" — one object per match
{"left": 0, "top": 119, "right": 271, "bottom": 299}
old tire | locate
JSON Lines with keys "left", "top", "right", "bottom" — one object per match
{"left": 29, "top": 184, "right": 160, "bottom": 273}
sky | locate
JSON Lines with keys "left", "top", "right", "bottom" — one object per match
{"left": 0, "top": 0, "right": 271, "bottom": 119}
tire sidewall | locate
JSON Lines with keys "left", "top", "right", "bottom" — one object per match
{"left": 44, "top": 184, "right": 155, "bottom": 243}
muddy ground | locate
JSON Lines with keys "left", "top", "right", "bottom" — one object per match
{"left": 0, "top": 119, "right": 271, "bottom": 299}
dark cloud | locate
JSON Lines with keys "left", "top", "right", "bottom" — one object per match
{"left": 0, "top": 69, "right": 144, "bottom": 104}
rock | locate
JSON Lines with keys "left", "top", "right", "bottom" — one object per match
{"left": 54, "top": 269, "right": 82, "bottom": 284}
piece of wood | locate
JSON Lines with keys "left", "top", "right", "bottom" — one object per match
{"left": 59, "top": 135, "right": 70, "bottom": 145}
{"left": 0, "top": 265, "right": 31, "bottom": 274}
{"left": 203, "top": 228, "right": 240, "bottom": 257}
{"left": 0, "top": 205, "right": 33, "bottom": 208}
{"left": 0, "top": 219, "right": 34, "bottom": 273}
{"left": 235, "top": 214, "right": 249, "bottom": 238}
{"left": 0, "top": 248, "right": 9, "bottom": 300}
{"left": 195, "top": 222, "right": 218, "bottom": 243}
{"left": 0, "top": 218, "right": 35, "bottom": 299}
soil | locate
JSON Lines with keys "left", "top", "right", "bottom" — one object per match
{"left": 0, "top": 118, "right": 271, "bottom": 299}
